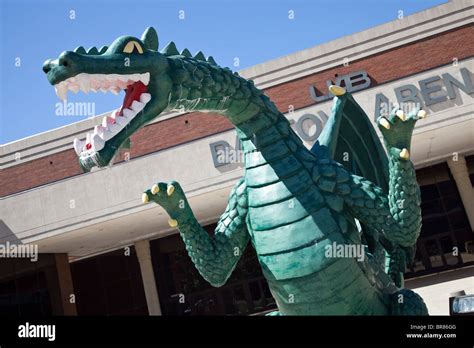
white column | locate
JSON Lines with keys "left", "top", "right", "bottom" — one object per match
{"left": 134, "top": 239, "right": 162, "bottom": 315}
{"left": 447, "top": 156, "right": 474, "bottom": 231}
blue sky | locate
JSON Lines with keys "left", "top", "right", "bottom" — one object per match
{"left": 0, "top": 0, "right": 446, "bottom": 144}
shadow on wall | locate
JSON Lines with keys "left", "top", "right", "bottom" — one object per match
{"left": 0, "top": 219, "right": 22, "bottom": 245}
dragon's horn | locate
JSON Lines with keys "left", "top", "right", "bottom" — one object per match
{"left": 141, "top": 27, "right": 159, "bottom": 51}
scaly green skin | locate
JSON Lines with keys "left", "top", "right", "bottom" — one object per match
{"left": 44, "top": 27, "right": 428, "bottom": 315}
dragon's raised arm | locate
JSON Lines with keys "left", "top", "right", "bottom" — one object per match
{"left": 143, "top": 179, "right": 249, "bottom": 287}
{"left": 345, "top": 107, "right": 425, "bottom": 287}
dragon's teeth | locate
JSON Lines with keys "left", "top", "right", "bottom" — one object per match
{"left": 77, "top": 75, "right": 91, "bottom": 93}
{"left": 114, "top": 116, "right": 128, "bottom": 126}
{"left": 130, "top": 100, "right": 145, "bottom": 113}
{"left": 140, "top": 93, "right": 151, "bottom": 104}
{"left": 101, "top": 114, "right": 123, "bottom": 133}
{"left": 89, "top": 79, "right": 100, "bottom": 89}
{"left": 94, "top": 125, "right": 105, "bottom": 136}
{"left": 100, "top": 80, "right": 110, "bottom": 89}
{"left": 55, "top": 83, "right": 68, "bottom": 101}
{"left": 68, "top": 84, "right": 80, "bottom": 94}
{"left": 110, "top": 87, "right": 120, "bottom": 95}
{"left": 92, "top": 74, "right": 102, "bottom": 81}
{"left": 63, "top": 73, "right": 151, "bottom": 97}
{"left": 116, "top": 80, "right": 128, "bottom": 89}
{"left": 73, "top": 138, "right": 84, "bottom": 155}
{"left": 108, "top": 122, "right": 122, "bottom": 133}
{"left": 76, "top": 73, "right": 89, "bottom": 84}
{"left": 91, "top": 133, "right": 105, "bottom": 152}
{"left": 101, "top": 129, "right": 113, "bottom": 141}
{"left": 102, "top": 116, "right": 114, "bottom": 128}
{"left": 110, "top": 109, "right": 128, "bottom": 126}
{"left": 106, "top": 74, "right": 119, "bottom": 81}
{"left": 140, "top": 73, "right": 150, "bottom": 85}
{"left": 122, "top": 108, "right": 136, "bottom": 120}
{"left": 130, "top": 74, "right": 140, "bottom": 82}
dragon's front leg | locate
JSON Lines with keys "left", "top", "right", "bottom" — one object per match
{"left": 142, "top": 178, "right": 250, "bottom": 287}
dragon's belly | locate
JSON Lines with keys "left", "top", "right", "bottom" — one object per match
{"left": 248, "top": 204, "right": 346, "bottom": 280}
{"left": 244, "top": 163, "right": 388, "bottom": 314}
{"left": 265, "top": 257, "right": 389, "bottom": 315}
{"left": 245, "top": 165, "right": 346, "bottom": 281}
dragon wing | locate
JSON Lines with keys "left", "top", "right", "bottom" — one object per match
{"left": 311, "top": 90, "right": 389, "bottom": 192}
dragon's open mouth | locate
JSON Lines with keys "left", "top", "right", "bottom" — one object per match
{"left": 54, "top": 72, "right": 152, "bottom": 158}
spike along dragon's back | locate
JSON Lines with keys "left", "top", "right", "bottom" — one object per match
{"left": 43, "top": 27, "right": 428, "bottom": 315}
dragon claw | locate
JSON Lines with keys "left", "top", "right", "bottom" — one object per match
{"left": 167, "top": 184, "right": 175, "bottom": 196}
{"left": 379, "top": 117, "right": 391, "bottom": 130}
{"left": 395, "top": 110, "right": 406, "bottom": 121}
{"left": 143, "top": 181, "right": 186, "bottom": 222}
{"left": 399, "top": 148, "right": 410, "bottom": 160}
{"left": 379, "top": 107, "right": 422, "bottom": 159}
{"left": 151, "top": 184, "right": 160, "bottom": 195}
{"left": 329, "top": 85, "right": 346, "bottom": 96}
{"left": 417, "top": 110, "right": 427, "bottom": 119}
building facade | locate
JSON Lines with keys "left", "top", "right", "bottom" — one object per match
{"left": 1, "top": 0, "right": 473, "bottom": 315}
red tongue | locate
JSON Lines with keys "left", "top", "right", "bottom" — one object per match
{"left": 84, "top": 81, "right": 149, "bottom": 151}
{"left": 119, "top": 81, "right": 148, "bottom": 115}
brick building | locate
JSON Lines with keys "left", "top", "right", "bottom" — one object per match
{"left": 1, "top": 0, "right": 473, "bottom": 315}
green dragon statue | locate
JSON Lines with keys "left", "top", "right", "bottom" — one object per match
{"left": 43, "top": 27, "right": 428, "bottom": 315}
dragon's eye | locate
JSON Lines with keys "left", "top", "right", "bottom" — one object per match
{"left": 123, "top": 41, "right": 144, "bottom": 54}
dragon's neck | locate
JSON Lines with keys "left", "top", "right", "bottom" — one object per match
{"left": 166, "top": 55, "right": 268, "bottom": 121}
{"left": 165, "top": 55, "right": 311, "bottom": 158}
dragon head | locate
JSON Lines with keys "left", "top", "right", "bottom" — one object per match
{"left": 43, "top": 27, "right": 172, "bottom": 171}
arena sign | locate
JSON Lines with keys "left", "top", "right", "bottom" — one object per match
{"left": 210, "top": 67, "right": 472, "bottom": 168}
{"left": 309, "top": 67, "right": 472, "bottom": 120}
{"left": 309, "top": 70, "right": 372, "bottom": 102}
